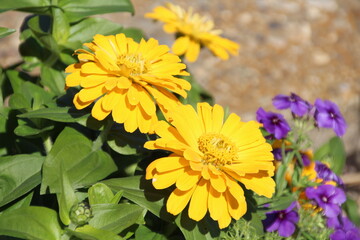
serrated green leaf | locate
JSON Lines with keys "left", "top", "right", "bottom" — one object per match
{"left": 40, "top": 65, "right": 66, "bottom": 96}
{"left": 88, "top": 183, "right": 115, "bottom": 205}
{"left": 67, "top": 17, "right": 123, "bottom": 49}
{"left": 0, "top": 27, "right": 15, "bottom": 38}
{"left": 41, "top": 127, "right": 117, "bottom": 194}
{"left": 0, "top": 206, "right": 62, "bottom": 240}
{"left": 18, "top": 106, "right": 89, "bottom": 122}
{"left": 0, "top": 154, "right": 44, "bottom": 207}
{"left": 314, "top": 136, "right": 346, "bottom": 175}
{"left": 68, "top": 225, "right": 123, "bottom": 240}
{"left": 60, "top": 0, "right": 134, "bottom": 22}
{"left": 89, "top": 203, "right": 145, "bottom": 234}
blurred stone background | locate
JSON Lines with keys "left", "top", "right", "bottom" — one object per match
{"left": 1, "top": 0, "right": 359, "bottom": 204}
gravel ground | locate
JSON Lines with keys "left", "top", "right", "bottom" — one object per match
{"left": 1, "top": 0, "right": 359, "bottom": 210}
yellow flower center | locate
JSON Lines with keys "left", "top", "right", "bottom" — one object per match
{"left": 117, "top": 54, "right": 149, "bottom": 77}
{"left": 198, "top": 133, "right": 237, "bottom": 167}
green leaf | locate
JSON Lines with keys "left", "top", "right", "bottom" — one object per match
{"left": 27, "top": 15, "right": 60, "bottom": 66}
{"left": 88, "top": 183, "right": 115, "bottom": 205}
{"left": 135, "top": 225, "right": 167, "bottom": 240}
{"left": 0, "top": 27, "right": 15, "bottom": 38}
{"left": 2, "top": 192, "right": 33, "bottom": 213}
{"left": 60, "top": 0, "right": 134, "bottom": 22}
{"left": 120, "top": 28, "right": 145, "bottom": 42}
{"left": 89, "top": 203, "right": 145, "bottom": 234}
{"left": 57, "top": 167, "right": 78, "bottom": 225}
{"left": 14, "top": 124, "right": 53, "bottom": 137}
{"left": 8, "top": 93, "right": 31, "bottom": 109}
{"left": 180, "top": 75, "right": 213, "bottom": 108}
{"left": 40, "top": 65, "right": 66, "bottom": 95}
{"left": 52, "top": 7, "right": 70, "bottom": 44}
{"left": 107, "top": 125, "right": 148, "bottom": 155}
{"left": 67, "top": 17, "right": 123, "bottom": 49}
{"left": 41, "top": 127, "right": 117, "bottom": 193}
{"left": 314, "top": 136, "right": 346, "bottom": 175}
{"left": 68, "top": 225, "right": 123, "bottom": 240}
{"left": 102, "top": 176, "right": 171, "bottom": 220}
{"left": 175, "top": 212, "right": 219, "bottom": 240}
{"left": 0, "top": 154, "right": 44, "bottom": 207}
{"left": 0, "top": 0, "right": 50, "bottom": 11}
{"left": 18, "top": 106, "right": 90, "bottom": 123}
{"left": 343, "top": 195, "right": 360, "bottom": 226}
{"left": 0, "top": 206, "right": 62, "bottom": 240}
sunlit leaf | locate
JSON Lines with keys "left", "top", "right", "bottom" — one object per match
{"left": 0, "top": 27, "right": 15, "bottom": 38}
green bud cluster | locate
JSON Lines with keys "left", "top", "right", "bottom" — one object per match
{"left": 70, "top": 202, "right": 92, "bottom": 226}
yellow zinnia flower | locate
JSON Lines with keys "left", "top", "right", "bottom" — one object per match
{"left": 145, "top": 103, "right": 275, "bottom": 228}
{"left": 145, "top": 3, "right": 239, "bottom": 62}
{"left": 65, "top": 33, "right": 190, "bottom": 133}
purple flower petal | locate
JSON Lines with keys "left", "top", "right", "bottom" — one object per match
{"left": 278, "top": 220, "right": 296, "bottom": 237}
{"left": 272, "top": 95, "right": 291, "bottom": 110}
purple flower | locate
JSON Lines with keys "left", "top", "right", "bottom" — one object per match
{"left": 314, "top": 99, "right": 347, "bottom": 136}
{"left": 262, "top": 201, "right": 299, "bottom": 237}
{"left": 331, "top": 229, "right": 360, "bottom": 240}
{"left": 256, "top": 107, "right": 291, "bottom": 139}
{"left": 273, "top": 93, "right": 311, "bottom": 116}
{"left": 315, "top": 161, "right": 344, "bottom": 187}
{"left": 328, "top": 215, "right": 360, "bottom": 240}
{"left": 305, "top": 185, "right": 346, "bottom": 218}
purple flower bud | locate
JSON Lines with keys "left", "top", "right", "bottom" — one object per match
{"left": 272, "top": 93, "right": 311, "bottom": 116}
{"left": 314, "top": 99, "right": 347, "bottom": 136}
{"left": 256, "top": 107, "right": 291, "bottom": 139}
{"left": 305, "top": 185, "right": 346, "bottom": 218}
{"left": 263, "top": 201, "right": 299, "bottom": 237}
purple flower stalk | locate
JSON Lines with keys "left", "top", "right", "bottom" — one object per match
{"left": 273, "top": 93, "right": 311, "bottom": 116}
{"left": 314, "top": 99, "right": 347, "bottom": 136}
{"left": 305, "top": 184, "right": 346, "bottom": 218}
{"left": 256, "top": 107, "right": 291, "bottom": 139}
{"left": 315, "top": 161, "right": 343, "bottom": 187}
{"left": 262, "top": 201, "right": 299, "bottom": 237}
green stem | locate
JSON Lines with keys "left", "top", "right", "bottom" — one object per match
{"left": 92, "top": 120, "right": 114, "bottom": 151}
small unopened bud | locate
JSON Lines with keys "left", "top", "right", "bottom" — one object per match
{"left": 70, "top": 202, "right": 92, "bottom": 225}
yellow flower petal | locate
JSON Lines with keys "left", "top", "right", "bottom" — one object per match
{"left": 239, "top": 176, "right": 275, "bottom": 198}
{"left": 208, "top": 186, "right": 226, "bottom": 221}
{"left": 167, "top": 187, "right": 196, "bottom": 216}
{"left": 176, "top": 169, "right": 201, "bottom": 191}
{"left": 77, "top": 85, "right": 105, "bottom": 103}
{"left": 172, "top": 36, "right": 190, "bottom": 56}
{"left": 188, "top": 178, "right": 209, "bottom": 221}
{"left": 91, "top": 98, "right": 111, "bottom": 120}
{"left": 153, "top": 168, "right": 184, "bottom": 189}
{"left": 185, "top": 40, "right": 200, "bottom": 62}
